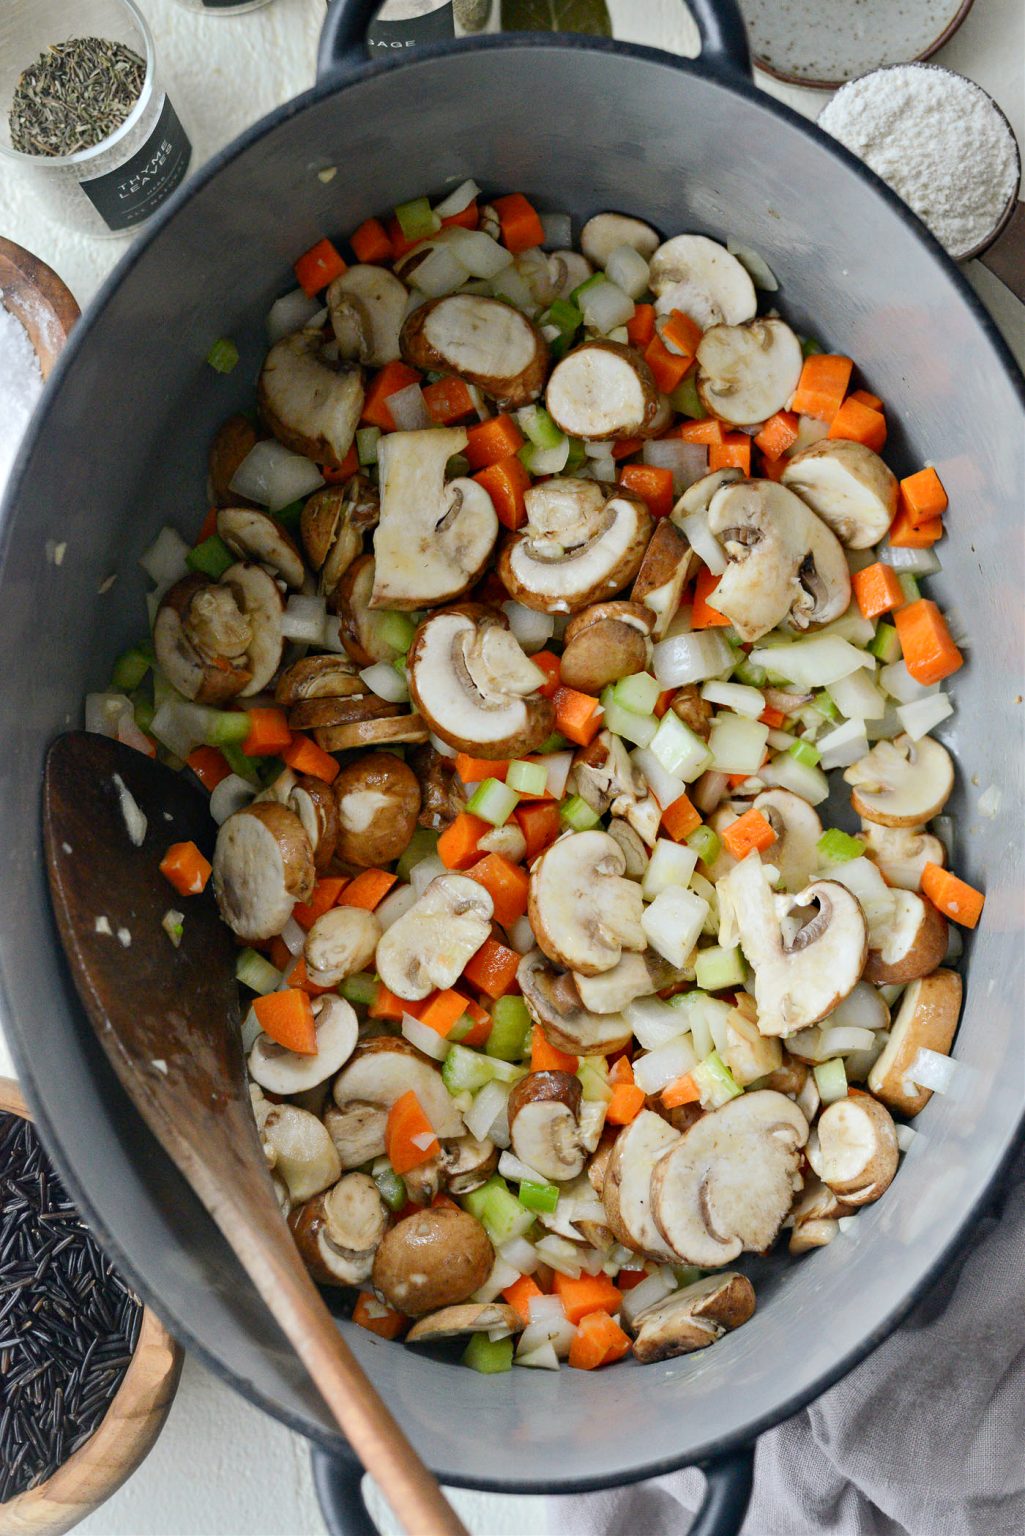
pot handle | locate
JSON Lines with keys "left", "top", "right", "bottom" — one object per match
{"left": 311, "top": 1443, "right": 755, "bottom": 1536}
{"left": 318, "top": 0, "right": 752, "bottom": 84}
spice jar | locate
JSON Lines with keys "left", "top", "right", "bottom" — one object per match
{"left": 0, "top": 0, "right": 192, "bottom": 238}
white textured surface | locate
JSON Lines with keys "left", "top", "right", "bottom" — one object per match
{"left": 0, "top": 2, "right": 1021, "bottom": 1534}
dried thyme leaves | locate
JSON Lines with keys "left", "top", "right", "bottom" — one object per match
{"left": 9, "top": 37, "right": 146, "bottom": 159}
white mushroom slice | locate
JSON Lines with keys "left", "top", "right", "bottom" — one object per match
{"left": 648, "top": 235, "right": 757, "bottom": 328}
{"left": 696, "top": 319, "right": 803, "bottom": 427}
{"left": 499, "top": 489, "right": 653, "bottom": 614}
{"left": 545, "top": 341, "right": 663, "bottom": 441}
{"left": 674, "top": 467, "right": 744, "bottom": 517}
{"left": 323, "top": 1102, "right": 389, "bottom": 1169}
{"left": 753, "top": 789, "right": 823, "bottom": 892}
{"left": 248, "top": 996, "right": 358, "bottom": 1095}
{"left": 723, "top": 853, "right": 867, "bottom": 1037}
{"left": 864, "top": 889, "right": 948, "bottom": 985}
{"left": 408, "top": 607, "right": 553, "bottom": 758}
{"left": 372, "top": 427, "right": 498, "bottom": 610}
{"left": 372, "top": 1206, "right": 493, "bottom": 1317}
{"left": 517, "top": 951, "right": 633, "bottom": 1055}
{"left": 867, "top": 969, "right": 962, "bottom": 1117}
{"left": 507, "top": 1072, "right": 587, "bottom": 1183}
{"left": 440, "top": 1136, "right": 498, "bottom": 1195}
{"left": 560, "top": 600, "right": 654, "bottom": 692}
{"left": 304, "top": 907, "right": 382, "bottom": 987}
{"left": 374, "top": 873, "right": 493, "bottom": 1002}
{"left": 631, "top": 521, "right": 697, "bottom": 637}
{"left": 816, "top": 1095, "right": 899, "bottom": 1206}
{"left": 213, "top": 802, "right": 315, "bottom": 942}
{"left": 529, "top": 830, "right": 647, "bottom": 976}
{"left": 580, "top": 212, "right": 659, "bottom": 268}
{"left": 787, "top": 1176, "right": 852, "bottom": 1254}
{"left": 782, "top": 440, "right": 898, "bottom": 549}
{"left": 286, "top": 774, "right": 340, "bottom": 873}
{"left": 707, "top": 480, "right": 850, "bottom": 641}
{"left": 406, "top": 1303, "right": 521, "bottom": 1344}
{"left": 860, "top": 820, "right": 946, "bottom": 891}
{"left": 651, "top": 1090, "right": 808, "bottom": 1265}
{"left": 572, "top": 952, "right": 657, "bottom": 1015}
{"left": 548, "top": 249, "right": 593, "bottom": 300}
{"left": 477, "top": 822, "right": 527, "bottom": 863}
{"left": 333, "top": 1037, "right": 465, "bottom": 1139}
{"left": 845, "top": 734, "right": 954, "bottom": 827}
{"left": 153, "top": 575, "right": 252, "bottom": 704}
{"left": 222, "top": 562, "right": 285, "bottom": 696}
{"left": 258, "top": 331, "right": 364, "bottom": 469}
{"left": 327, "top": 264, "right": 408, "bottom": 366}
{"left": 602, "top": 1110, "right": 680, "bottom": 1260}
{"left": 606, "top": 817, "right": 649, "bottom": 878}
{"left": 262, "top": 1103, "right": 341, "bottom": 1204}
{"left": 820, "top": 856, "right": 895, "bottom": 952}
{"left": 400, "top": 294, "right": 548, "bottom": 406}
{"left": 630, "top": 1272, "right": 756, "bottom": 1363}
{"left": 216, "top": 508, "right": 306, "bottom": 590}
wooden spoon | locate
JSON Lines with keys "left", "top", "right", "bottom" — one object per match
{"left": 42, "top": 732, "right": 467, "bottom": 1536}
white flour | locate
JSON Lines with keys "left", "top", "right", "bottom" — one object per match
{"left": 0, "top": 299, "right": 43, "bottom": 496}
{"left": 819, "top": 64, "right": 1020, "bottom": 260}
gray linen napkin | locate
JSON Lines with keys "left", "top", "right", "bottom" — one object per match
{"left": 547, "top": 1146, "right": 1025, "bottom": 1536}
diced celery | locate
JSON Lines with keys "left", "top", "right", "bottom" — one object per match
{"left": 443, "top": 1044, "right": 500, "bottom": 1095}
{"left": 207, "top": 338, "right": 239, "bottom": 374}
{"left": 668, "top": 372, "right": 706, "bottom": 419}
{"left": 559, "top": 794, "right": 601, "bottom": 832}
{"left": 235, "top": 948, "right": 282, "bottom": 996}
{"left": 692, "top": 1050, "right": 743, "bottom": 1108}
{"left": 273, "top": 499, "right": 304, "bottom": 533}
{"left": 537, "top": 731, "right": 571, "bottom": 754}
{"left": 187, "top": 534, "right": 235, "bottom": 580}
{"left": 394, "top": 196, "right": 438, "bottom": 241}
{"left": 463, "top": 1176, "right": 535, "bottom": 1245}
{"left": 374, "top": 1165, "right": 407, "bottom": 1212}
{"left": 132, "top": 689, "right": 155, "bottom": 735}
{"left": 570, "top": 272, "right": 607, "bottom": 305}
{"left": 650, "top": 711, "right": 711, "bottom": 779}
{"left": 518, "top": 1180, "right": 560, "bottom": 1214}
{"left": 707, "top": 713, "right": 769, "bottom": 775}
{"left": 817, "top": 828, "right": 864, "bottom": 863}
{"left": 612, "top": 672, "right": 661, "bottom": 717}
{"left": 356, "top": 426, "right": 381, "bottom": 465}
{"left": 787, "top": 738, "right": 821, "bottom": 768}
{"left": 396, "top": 827, "right": 439, "bottom": 882}
{"left": 462, "top": 1332, "right": 513, "bottom": 1374}
{"left": 599, "top": 689, "right": 658, "bottom": 748}
{"left": 694, "top": 945, "right": 746, "bottom": 992}
{"left": 869, "top": 622, "right": 901, "bottom": 665}
{"left": 545, "top": 298, "right": 582, "bottom": 336}
{"left": 506, "top": 759, "right": 548, "bottom": 796}
{"left": 374, "top": 610, "right": 417, "bottom": 655}
{"left": 564, "top": 438, "right": 587, "bottom": 472}
{"left": 578, "top": 1061, "right": 613, "bottom": 1102}
{"left": 111, "top": 642, "right": 154, "bottom": 692}
{"left": 801, "top": 336, "right": 824, "bottom": 357}
{"left": 686, "top": 825, "right": 721, "bottom": 868}
{"left": 897, "top": 573, "right": 920, "bottom": 606}
{"left": 812, "top": 689, "right": 840, "bottom": 722}
{"left": 204, "top": 710, "right": 252, "bottom": 749}
{"left": 518, "top": 405, "right": 565, "bottom": 451}
{"left": 340, "top": 972, "right": 380, "bottom": 1007}
{"left": 486, "top": 996, "right": 532, "bottom": 1062}
{"left": 221, "top": 743, "right": 262, "bottom": 785}
{"left": 468, "top": 777, "right": 520, "bottom": 827}
{"left": 732, "top": 654, "right": 768, "bottom": 688}
{"left": 814, "top": 1057, "right": 848, "bottom": 1105}
{"left": 642, "top": 839, "right": 698, "bottom": 900}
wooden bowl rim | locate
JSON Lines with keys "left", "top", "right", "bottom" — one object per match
{"left": 0, "top": 238, "right": 80, "bottom": 381}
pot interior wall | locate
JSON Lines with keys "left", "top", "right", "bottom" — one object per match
{"left": 0, "top": 43, "right": 1021, "bottom": 1491}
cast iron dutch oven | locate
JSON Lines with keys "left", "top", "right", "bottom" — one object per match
{"left": 1, "top": 1, "right": 1022, "bottom": 1531}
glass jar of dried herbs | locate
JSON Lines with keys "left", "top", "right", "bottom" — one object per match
{"left": 0, "top": 0, "right": 193, "bottom": 237}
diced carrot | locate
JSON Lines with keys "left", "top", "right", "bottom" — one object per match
{"left": 385, "top": 215, "right": 417, "bottom": 261}
{"left": 708, "top": 433, "right": 751, "bottom": 474}
{"left": 386, "top": 1090, "right": 440, "bottom": 1174}
{"left": 661, "top": 1072, "right": 701, "bottom": 1109}
{"left": 271, "top": 953, "right": 331, "bottom": 998}
{"left": 464, "top": 854, "right": 530, "bottom": 929}
{"left": 441, "top": 202, "right": 479, "bottom": 231}
{"left": 282, "top": 732, "right": 340, "bottom": 784}
{"left": 418, "top": 989, "right": 472, "bottom": 1038}
{"left": 252, "top": 988, "right": 317, "bottom": 1055}
{"left": 659, "top": 309, "right": 703, "bottom": 361}
{"left": 291, "top": 876, "right": 348, "bottom": 930}
{"left": 159, "top": 841, "right": 212, "bottom": 897}
{"left": 186, "top": 745, "right": 230, "bottom": 792}
{"left": 515, "top": 801, "right": 562, "bottom": 862}
{"left": 320, "top": 442, "right": 360, "bottom": 483}
{"left": 894, "top": 599, "right": 964, "bottom": 685}
{"left": 607, "top": 1055, "right": 634, "bottom": 1086}
{"left": 242, "top": 707, "right": 292, "bottom": 757}
{"left": 675, "top": 418, "right": 725, "bottom": 446}
{"left": 353, "top": 1291, "right": 406, "bottom": 1339}
{"left": 900, "top": 466, "right": 948, "bottom": 528}
{"left": 454, "top": 754, "right": 509, "bottom": 784}
{"left": 195, "top": 507, "right": 218, "bottom": 544}
{"left": 553, "top": 1271, "right": 623, "bottom": 1327}
{"left": 616, "top": 1269, "right": 648, "bottom": 1291}
{"left": 692, "top": 566, "right": 731, "bottom": 628}
{"left": 474, "top": 455, "right": 531, "bottom": 531}
{"left": 760, "top": 452, "right": 788, "bottom": 483}
{"left": 644, "top": 332, "right": 692, "bottom": 393}
{"left": 606, "top": 1082, "right": 646, "bottom": 1125}
{"left": 758, "top": 706, "right": 785, "bottom": 729}
{"left": 852, "top": 561, "right": 904, "bottom": 621}
{"left": 568, "top": 1309, "right": 632, "bottom": 1369}
{"left": 721, "top": 807, "right": 777, "bottom": 859}
{"left": 422, "top": 376, "right": 476, "bottom": 425}
{"left": 888, "top": 502, "right": 943, "bottom": 547}
{"left": 921, "top": 863, "right": 985, "bottom": 929}
{"left": 612, "top": 437, "right": 644, "bottom": 460}
{"left": 361, "top": 361, "right": 422, "bottom": 431}
{"left": 828, "top": 396, "right": 886, "bottom": 451}
{"left": 754, "top": 410, "right": 799, "bottom": 461}
{"left": 530, "top": 651, "right": 562, "bottom": 698}
{"left": 458, "top": 999, "right": 492, "bottom": 1048}
{"left": 438, "top": 812, "right": 490, "bottom": 870}
{"left": 618, "top": 463, "right": 675, "bottom": 520}
{"left": 491, "top": 192, "right": 545, "bottom": 253}
{"left": 340, "top": 869, "right": 398, "bottom": 910}
{"left": 430, "top": 1193, "right": 459, "bottom": 1211}
{"left": 350, "top": 217, "right": 393, "bottom": 264}
{"left": 294, "top": 237, "right": 347, "bottom": 297}
{"left": 463, "top": 938, "right": 520, "bottom": 999}
{"left": 661, "top": 792, "right": 701, "bottom": 842}
{"left": 626, "top": 304, "right": 655, "bottom": 349}
{"left": 530, "top": 1026, "right": 577, "bottom": 1074}
{"left": 849, "top": 388, "right": 883, "bottom": 410}
{"left": 465, "top": 414, "right": 524, "bottom": 470}
{"left": 790, "top": 354, "right": 853, "bottom": 420}
{"left": 553, "top": 685, "right": 603, "bottom": 746}
{"left": 502, "top": 1273, "right": 543, "bottom": 1324}
{"left": 654, "top": 689, "right": 675, "bottom": 719}
{"left": 726, "top": 772, "right": 753, "bottom": 788}
{"left": 369, "top": 985, "right": 417, "bottom": 1023}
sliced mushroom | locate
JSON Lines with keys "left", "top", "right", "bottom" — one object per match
{"left": 630, "top": 1272, "right": 756, "bottom": 1363}
{"left": 545, "top": 341, "right": 663, "bottom": 441}
{"left": 499, "top": 480, "right": 654, "bottom": 614}
{"left": 222, "top": 563, "right": 286, "bottom": 695}
{"left": 477, "top": 821, "right": 527, "bottom": 863}
{"left": 249, "top": 995, "right": 358, "bottom": 1095}
{"left": 631, "top": 520, "right": 697, "bottom": 637}
{"left": 372, "top": 1206, "right": 493, "bottom": 1317}
{"left": 507, "top": 1071, "right": 587, "bottom": 1182}
{"left": 372, "top": 427, "right": 499, "bottom": 610}
{"left": 407, "top": 606, "right": 553, "bottom": 758}
{"left": 845, "top": 734, "right": 954, "bottom": 827}
{"left": 275, "top": 653, "right": 362, "bottom": 706}
{"left": 753, "top": 789, "right": 823, "bottom": 893}
{"left": 440, "top": 1136, "right": 498, "bottom": 1195}
{"left": 333, "top": 752, "right": 421, "bottom": 868}
{"left": 216, "top": 507, "right": 305, "bottom": 590}
{"left": 782, "top": 440, "right": 898, "bottom": 549}
{"left": 716, "top": 479, "right": 851, "bottom": 639}
{"left": 375, "top": 873, "right": 493, "bottom": 1001}
{"left": 864, "top": 889, "right": 948, "bottom": 985}
{"left": 213, "top": 802, "right": 315, "bottom": 942}
{"left": 529, "top": 830, "right": 647, "bottom": 976}
{"left": 723, "top": 852, "right": 867, "bottom": 1036}
{"left": 568, "top": 731, "right": 643, "bottom": 817}
{"left": 787, "top": 1175, "right": 852, "bottom": 1255}
{"left": 409, "top": 742, "right": 466, "bottom": 831}
{"left": 258, "top": 331, "right": 363, "bottom": 469}
{"left": 867, "top": 969, "right": 962, "bottom": 1116}
{"left": 606, "top": 817, "right": 649, "bottom": 877}
{"left": 304, "top": 907, "right": 382, "bottom": 987}
{"left": 651, "top": 1090, "right": 808, "bottom": 1265}
{"left": 572, "top": 952, "right": 659, "bottom": 1014}
{"left": 328, "top": 264, "right": 408, "bottom": 366}
{"left": 674, "top": 467, "right": 744, "bottom": 518}
{"left": 601, "top": 1110, "right": 680, "bottom": 1260}
{"left": 301, "top": 478, "right": 379, "bottom": 598}
{"left": 580, "top": 213, "right": 660, "bottom": 268}
{"left": 323, "top": 1101, "right": 389, "bottom": 1170}
{"left": 649, "top": 235, "right": 757, "bottom": 328}
{"left": 332, "top": 555, "right": 404, "bottom": 666}
{"left": 721, "top": 1004, "right": 783, "bottom": 1086}
{"left": 306, "top": 1172, "right": 389, "bottom": 1286}
{"left": 153, "top": 574, "right": 252, "bottom": 704}
{"left": 209, "top": 414, "right": 259, "bottom": 507}
{"left": 314, "top": 714, "right": 430, "bottom": 754}
{"left": 262, "top": 1103, "right": 341, "bottom": 1204}
{"left": 817, "top": 1094, "right": 899, "bottom": 1207}
{"left": 400, "top": 294, "right": 548, "bottom": 406}
{"left": 696, "top": 319, "right": 803, "bottom": 427}
{"left": 548, "top": 248, "right": 593, "bottom": 299}
{"left": 333, "top": 1036, "right": 465, "bottom": 1141}
{"left": 517, "top": 951, "right": 633, "bottom": 1055}
{"left": 671, "top": 683, "right": 714, "bottom": 742}
{"left": 406, "top": 1302, "right": 521, "bottom": 1344}
{"left": 860, "top": 820, "right": 946, "bottom": 892}
{"left": 290, "top": 692, "right": 401, "bottom": 734}
{"left": 560, "top": 601, "right": 654, "bottom": 692}
{"left": 287, "top": 773, "right": 340, "bottom": 872}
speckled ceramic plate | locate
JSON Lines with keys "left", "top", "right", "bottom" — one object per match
{"left": 740, "top": 0, "right": 976, "bottom": 90}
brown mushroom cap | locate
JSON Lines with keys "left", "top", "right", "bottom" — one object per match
{"left": 300, "top": 479, "right": 379, "bottom": 596}
{"left": 528, "top": 829, "right": 647, "bottom": 976}
{"left": 631, "top": 520, "right": 697, "bottom": 638}
{"left": 401, "top": 294, "right": 549, "bottom": 407}
{"left": 507, "top": 1071, "right": 587, "bottom": 1183}
{"left": 209, "top": 414, "right": 259, "bottom": 508}
{"left": 304, "top": 906, "right": 381, "bottom": 987}
{"left": 867, "top": 968, "right": 962, "bottom": 1116}
{"left": 153, "top": 574, "right": 252, "bottom": 705}
{"left": 217, "top": 507, "right": 306, "bottom": 590}
{"left": 258, "top": 331, "right": 364, "bottom": 470}
{"left": 288, "top": 773, "right": 340, "bottom": 872}
{"left": 333, "top": 554, "right": 396, "bottom": 668}
{"left": 816, "top": 1094, "right": 899, "bottom": 1206}
{"left": 517, "top": 952, "right": 633, "bottom": 1056}
{"left": 314, "top": 714, "right": 430, "bottom": 754}
{"left": 406, "top": 1302, "right": 521, "bottom": 1344}
{"left": 275, "top": 653, "right": 363, "bottom": 707}
{"left": 863, "top": 890, "right": 948, "bottom": 985}
{"left": 213, "top": 801, "right": 315, "bottom": 941}
{"left": 497, "top": 487, "right": 654, "bottom": 616}
{"left": 332, "top": 752, "right": 421, "bottom": 868}
{"left": 631, "top": 1272, "right": 756, "bottom": 1363}
{"left": 409, "top": 743, "right": 466, "bottom": 832}
{"left": 602, "top": 1110, "right": 681, "bottom": 1260}
{"left": 371, "top": 1206, "right": 493, "bottom": 1317}
{"left": 560, "top": 601, "right": 654, "bottom": 694}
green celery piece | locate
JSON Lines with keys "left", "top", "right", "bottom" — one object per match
{"left": 686, "top": 825, "right": 720, "bottom": 868}
{"left": 486, "top": 996, "right": 532, "bottom": 1062}
{"left": 111, "top": 642, "right": 154, "bottom": 692}
{"left": 234, "top": 948, "right": 282, "bottom": 995}
{"left": 559, "top": 794, "right": 600, "bottom": 832}
{"left": 374, "top": 1166, "right": 408, "bottom": 1212}
{"left": 518, "top": 1180, "right": 559, "bottom": 1214}
{"left": 273, "top": 499, "right": 305, "bottom": 534}
{"left": 186, "top": 534, "right": 235, "bottom": 580}
{"left": 694, "top": 945, "right": 746, "bottom": 992}
{"left": 817, "top": 828, "right": 864, "bottom": 863}
{"left": 396, "top": 827, "right": 439, "bottom": 883}
{"left": 204, "top": 710, "right": 252, "bottom": 749}
{"left": 788, "top": 738, "right": 821, "bottom": 768}
{"left": 801, "top": 336, "right": 824, "bottom": 358}
{"left": 668, "top": 372, "right": 706, "bottom": 419}
{"left": 221, "top": 743, "right": 262, "bottom": 786}
{"left": 207, "top": 338, "right": 239, "bottom": 374}
{"left": 340, "top": 972, "right": 380, "bottom": 1007}
{"left": 394, "top": 196, "right": 437, "bottom": 241}
{"left": 869, "top": 622, "right": 901, "bottom": 664}
{"left": 812, "top": 689, "right": 840, "bottom": 722}
{"left": 462, "top": 1332, "right": 513, "bottom": 1373}
{"left": 443, "top": 1044, "right": 498, "bottom": 1095}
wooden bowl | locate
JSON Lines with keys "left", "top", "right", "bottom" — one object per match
{"left": 0, "top": 239, "right": 80, "bottom": 380}
{"left": 0, "top": 1078, "right": 183, "bottom": 1536}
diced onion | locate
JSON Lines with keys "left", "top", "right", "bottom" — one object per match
{"left": 641, "top": 438, "right": 708, "bottom": 493}
{"left": 624, "top": 996, "right": 689, "bottom": 1051}
{"left": 501, "top": 602, "right": 555, "bottom": 653}
{"left": 359, "top": 661, "right": 409, "bottom": 703}
{"left": 533, "top": 1235, "right": 582, "bottom": 1278}
{"left": 540, "top": 751, "right": 574, "bottom": 801}
{"left": 725, "top": 237, "right": 779, "bottom": 292}
{"left": 908, "top": 1047, "right": 957, "bottom": 1094}
{"left": 580, "top": 279, "right": 636, "bottom": 335}
{"left": 675, "top": 512, "right": 724, "bottom": 575}
{"left": 895, "top": 1123, "right": 918, "bottom": 1152}
{"left": 150, "top": 699, "right": 214, "bottom": 759}
{"left": 701, "top": 680, "right": 764, "bottom": 718}
{"left": 631, "top": 747, "right": 686, "bottom": 811}
{"left": 837, "top": 1215, "right": 859, "bottom": 1235}
{"left": 817, "top": 719, "right": 870, "bottom": 770}
{"left": 385, "top": 382, "right": 432, "bottom": 431}
{"left": 117, "top": 710, "right": 156, "bottom": 757}
{"left": 491, "top": 264, "right": 535, "bottom": 312}
{"left": 633, "top": 1034, "right": 699, "bottom": 1095}
{"left": 539, "top": 211, "right": 573, "bottom": 250}
{"left": 758, "top": 751, "right": 829, "bottom": 805}
{"left": 230, "top": 440, "right": 325, "bottom": 512}
{"left": 708, "top": 713, "right": 769, "bottom": 774}
{"left": 817, "top": 1025, "right": 877, "bottom": 1057}
{"left": 375, "top": 883, "right": 418, "bottom": 931}
{"left": 472, "top": 1253, "right": 521, "bottom": 1303}
{"left": 506, "top": 914, "right": 536, "bottom": 955}
{"left": 828, "top": 668, "right": 886, "bottom": 721}
{"left": 433, "top": 178, "right": 481, "bottom": 217}
{"left": 498, "top": 1150, "right": 547, "bottom": 1185}
{"left": 526, "top": 438, "right": 571, "bottom": 475}
{"left": 443, "top": 226, "right": 514, "bottom": 278}
{"left": 464, "top": 1079, "right": 511, "bottom": 1143}
{"left": 653, "top": 630, "right": 734, "bottom": 688}
{"left": 400, "top": 1012, "right": 448, "bottom": 1061}
{"left": 605, "top": 243, "right": 650, "bottom": 299}
{"left": 620, "top": 1268, "right": 677, "bottom": 1328}
{"left": 876, "top": 542, "right": 941, "bottom": 576}
{"left": 586, "top": 453, "right": 617, "bottom": 483}
{"left": 409, "top": 243, "right": 471, "bottom": 297}
{"left": 85, "top": 692, "right": 132, "bottom": 739}
{"left": 210, "top": 773, "right": 256, "bottom": 825}
{"left": 751, "top": 635, "right": 873, "bottom": 690}
{"left": 281, "top": 594, "right": 328, "bottom": 643}
{"left": 897, "top": 693, "right": 953, "bottom": 741}
{"left": 280, "top": 917, "right": 305, "bottom": 956}
{"left": 267, "top": 287, "right": 321, "bottom": 343}
{"left": 140, "top": 526, "right": 190, "bottom": 587}
{"left": 429, "top": 732, "right": 457, "bottom": 759}
{"left": 515, "top": 1341, "right": 560, "bottom": 1370}
{"left": 499, "top": 1236, "right": 539, "bottom": 1276}
{"left": 410, "top": 853, "right": 446, "bottom": 895}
